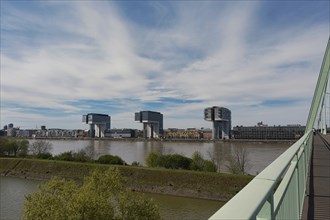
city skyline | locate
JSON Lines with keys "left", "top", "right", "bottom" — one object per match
{"left": 1, "top": 1, "right": 329, "bottom": 129}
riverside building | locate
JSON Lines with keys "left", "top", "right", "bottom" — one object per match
{"left": 164, "top": 128, "right": 202, "bottom": 139}
{"left": 135, "top": 111, "right": 163, "bottom": 138}
{"left": 204, "top": 106, "right": 231, "bottom": 140}
{"left": 232, "top": 124, "right": 305, "bottom": 140}
{"left": 82, "top": 113, "right": 111, "bottom": 138}
{"left": 104, "top": 129, "right": 137, "bottom": 138}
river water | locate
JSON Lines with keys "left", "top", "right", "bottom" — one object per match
{"left": 29, "top": 139, "right": 292, "bottom": 175}
{"left": 0, "top": 176, "right": 224, "bottom": 220}
{"left": 1, "top": 140, "right": 292, "bottom": 219}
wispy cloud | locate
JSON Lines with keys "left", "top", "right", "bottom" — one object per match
{"left": 1, "top": 1, "right": 329, "bottom": 129}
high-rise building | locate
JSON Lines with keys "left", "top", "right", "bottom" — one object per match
{"left": 135, "top": 111, "right": 163, "bottom": 138}
{"left": 82, "top": 113, "right": 111, "bottom": 138}
{"left": 204, "top": 106, "right": 231, "bottom": 139}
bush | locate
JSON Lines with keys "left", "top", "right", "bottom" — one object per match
{"left": 97, "top": 154, "right": 125, "bottom": 165}
{"left": 203, "top": 160, "right": 218, "bottom": 172}
{"left": 170, "top": 154, "right": 192, "bottom": 170}
{"left": 190, "top": 151, "right": 217, "bottom": 172}
{"left": 53, "top": 150, "right": 92, "bottom": 163}
{"left": 54, "top": 151, "right": 74, "bottom": 161}
{"left": 146, "top": 152, "right": 192, "bottom": 170}
{"left": 145, "top": 151, "right": 217, "bottom": 172}
{"left": 145, "top": 152, "right": 159, "bottom": 167}
{"left": 190, "top": 151, "right": 205, "bottom": 171}
{"left": 72, "top": 149, "right": 91, "bottom": 162}
{"left": 36, "top": 153, "right": 53, "bottom": 159}
{"left": 23, "top": 168, "right": 160, "bottom": 220}
{"left": 131, "top": 161, "right": 141, "bottom": 166}
{"left": 159, "top": 154, "right": 192, "bottom": 170}
{"left": 156, "top": 154, "right": 168, "bottom": 168}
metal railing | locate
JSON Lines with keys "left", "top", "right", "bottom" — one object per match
{"left": 209, "top": 36, "right": 330, "bottom": 220}
{"left": 209, "top": 130, "right": 313, "bottom": 220}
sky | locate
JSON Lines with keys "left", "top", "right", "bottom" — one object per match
{"left": 1, "top": 1, "right": 330, "bottom": 130}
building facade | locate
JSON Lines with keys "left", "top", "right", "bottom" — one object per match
{"left": 232, "top": 125, "right": 306, "bottom": 140}
{"left": 82, "top": 113, "right": 111, "bottom": 138}
{"left": 104, "top": 129, "right": 137, "bottom": 138}
{"left": 164, "top": 128, "right": 202, "bottom": 139}
{"left": 135, "top": 111, "right": 163, "bottom": 138}
{"left": 204, "top": 106, "right": 231, "bottom": 139}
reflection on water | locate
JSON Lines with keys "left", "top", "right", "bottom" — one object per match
{"left": 0, "top": 176, "right": 41, "bottom": 220}
{"left": 0, "top": 177, "right": 223, "bottom": 220}
{"left": 29, "top": 139, "right": 291, "bottom": 175}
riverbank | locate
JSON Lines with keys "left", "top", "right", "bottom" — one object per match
{"left": 29, "top": 136, "right": 295, "bottom": 144}
{"left": 0, "top": 157, "right": 253, "bottom": 202}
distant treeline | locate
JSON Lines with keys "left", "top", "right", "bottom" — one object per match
{"left": 0, "top": 137, "right": 249, "bottom": 174}
{"left": 0, "top": 137, "right": 217, "bottom": 172}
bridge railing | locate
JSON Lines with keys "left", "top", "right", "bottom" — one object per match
{"left": 209, "top": 130, "right": 313, "bottom": 220}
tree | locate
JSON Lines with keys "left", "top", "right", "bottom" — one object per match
{"left": 29, "top": 140, "right": 52, "bottom": 156}
{"left": 118, "top": 190, "right": 160, "bottom": 219}
{"left": 0, "top": 138, "right": 29, "bottom": 157}
{"left": 23, "top": 168, "right": 160, "bottom": 220}
{"left": 207, "top": 150, "right": 221, "bottom": 172}
{"left": 0, "top": 137, "right": 9, "bottom": 156}
{"left": 82, "top": 144, "right": 95, "bottom": 160}
{"left": 23, "top": 178, "right": 78, "bottom": 220}
{"left": 226, "top": 147, "right": 250, "bottom": 175}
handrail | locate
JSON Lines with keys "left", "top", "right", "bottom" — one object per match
{"left": 305, "top": 36, "right": 330, "bottom": 133}
{"left": 209, "top": 130, "right": 313, "bottom": 220}
{"left": 209, "top": 37, "right": 329, "bottom": 219}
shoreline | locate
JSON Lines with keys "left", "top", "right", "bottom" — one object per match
{"left": 0, "top": 157, "right": 253, "bottom": 202}
{"left": 27, "top": 136, "right": 295, "bottom": 144}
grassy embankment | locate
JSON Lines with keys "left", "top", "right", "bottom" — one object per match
{"left": 0, "top": 157, "right": 253, "bottom": 202}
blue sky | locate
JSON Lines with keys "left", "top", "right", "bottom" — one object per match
{"left": 1, "top": 1, "right": 329, "bottom": 130}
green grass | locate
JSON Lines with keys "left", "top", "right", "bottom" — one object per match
{"left": 0, "top": 157, "right": 253, "bottom": 201}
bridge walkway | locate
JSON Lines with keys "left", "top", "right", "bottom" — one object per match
{"left": 302, "top": 133, "right": 330, "bottom": 220}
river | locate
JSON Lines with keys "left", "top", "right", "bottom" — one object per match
{"left": 1, "top": 140, "right": 292, "bottom": 219}
{"left": 29, "top": 139, "right": 292, "bottom": 175}
{"left": 0, "top": 176, "right": 224, "bottom": 220}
